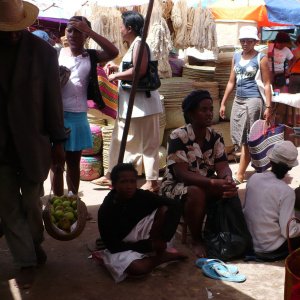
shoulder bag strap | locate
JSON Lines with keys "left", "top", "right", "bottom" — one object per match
{"left": 130, "top": 41, "right": 151, "bottom": 64}
{"left": 271, "top": 45, "right": 275, "bottom": 73}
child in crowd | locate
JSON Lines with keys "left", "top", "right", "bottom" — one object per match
{"left": 98, "top": 163, "right": 186, "bottom": 282}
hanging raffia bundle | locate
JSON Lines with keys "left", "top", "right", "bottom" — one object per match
{"left": 140, "top": 0, "right": 173, "bottom": 78}
{"left": 190, "top": 5, "right": 218, "bottom": 54}
{"left": 170, "top": 0, "right": 188, "bottom": 49}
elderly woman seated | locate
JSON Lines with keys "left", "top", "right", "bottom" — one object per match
{"left": 160, "top": 90, "right": 238, "bottom": 257}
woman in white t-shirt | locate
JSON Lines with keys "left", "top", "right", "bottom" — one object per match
{"left": 268, "top": 32, "right": 293, "bottom": 123}
{"left": 268, "top": 32, "right": 293, "bottom": 90}
{"left": 51, "top": 16, "right": 118, "bottom": 196}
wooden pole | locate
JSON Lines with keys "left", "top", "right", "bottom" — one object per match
{"left": 117, "top": 0, "right": 155, "bottom": 164}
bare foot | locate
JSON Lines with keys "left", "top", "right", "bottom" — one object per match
{"left": 140, "top": 181, "right": 160, "bottom": 193}
{"left": 192, "top": 241, "right": 207, "bottom": 258}
{"left": 159, "top": 250, "right": 187, "bottom": 264}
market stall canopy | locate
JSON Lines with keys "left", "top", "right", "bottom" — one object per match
{"left": 29, "top": 0, "right": 84, "bottom": 21}
{"left": 30, "top": 0, "right": 151, "bottom": 21}
{"left": 90, "top": 0, "right": 150, "bottom": 6}
{"left": 264, "top": 0, "right": 300, "bottom": 25}
{"left": 208, "top": 0, "right": 284, "bottom": 27}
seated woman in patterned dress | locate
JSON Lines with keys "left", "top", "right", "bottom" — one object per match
{"left": 160, "top": 90, "right": 238, "bottom": 258}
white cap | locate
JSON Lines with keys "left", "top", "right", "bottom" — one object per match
{"left": 239, "top": 26, "right": 259, "bottom": 41}
{"left": 267, "top": 141, "right": 298, "bottom": 168}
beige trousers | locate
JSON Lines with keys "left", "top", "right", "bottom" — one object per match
{"left": 108, "top": 114, "right": 160, "bottom": 180}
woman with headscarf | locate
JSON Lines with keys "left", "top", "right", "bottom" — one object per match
{"left": 160, "top": 90, "right": 238, "bottom": 257}
{"left": 51, "top": 16, "right": 119, "bottom": 196}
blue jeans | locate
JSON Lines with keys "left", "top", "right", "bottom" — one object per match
{"left": 0, "top": 165, "right": 44, "bottom": 267}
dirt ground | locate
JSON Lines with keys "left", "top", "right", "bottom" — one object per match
{"left": 1, "top": 156, "right": 300, "bottom": 300}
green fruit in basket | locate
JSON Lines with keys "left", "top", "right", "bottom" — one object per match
{"left": 50, "top": 206, "right": 55, "bottom": 214}
{"left": 54, "top": 210, "right": 64, "bottom": 220}
{"left": 50, "top": 196, "right": 60, "bottom": 204}
{"left": 62, "top": 200, "right": 71, "bottom": 207}
{"left": 71, "top": 201, "right": 77, "bottom": 209}
{"left": 53, "top": 199, "right": 63, "bottom": 207}
{"left": 65, "top": 206, "right": 74, "bottom": 213}
{"left": 55, "top": 205, "right": 64, "bottom": 212}
{"left": 58, "top": 217, "right": 71, "bottom": 232}
{"left": 64, "top": 212, "right": 75, "bottom": 222}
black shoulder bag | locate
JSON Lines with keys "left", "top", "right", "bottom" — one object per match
{"left": 121, "top": 43, "right": 161, "bottom": 97}
{"left": 203, "top": 195, "right": 253, "bottom": 261}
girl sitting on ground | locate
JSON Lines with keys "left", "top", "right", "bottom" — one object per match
{"left": 98, "top": 163, "right": 186, "bottom": 283}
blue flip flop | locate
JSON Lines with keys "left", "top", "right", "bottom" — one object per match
{"left": 195, "top": 258, "right": 239, "bottom": 275}
{"left": 202, "top": 263, "right": 246, "bottom": 283}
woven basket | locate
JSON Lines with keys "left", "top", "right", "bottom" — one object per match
{"left": 42, "top": 196, "right": 87, "bottom": 241}
{"left": 82, "top": 124, "right": 102, "bottom": 156}
{"left": 211, "top": 122, "right": 234, "bottom": 154}
{"left": 80, "top": 155, "right": 103, "bottom": 181}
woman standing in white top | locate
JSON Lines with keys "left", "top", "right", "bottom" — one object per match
{"left": 51, "top": 16, "right": 118, "bottom": 196}
{"left": 100, "top": 11, "right": 162, "bottom": 192}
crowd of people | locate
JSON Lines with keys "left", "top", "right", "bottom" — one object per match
{"left": 1, "top": 0, "right": 300, "bottom": 289}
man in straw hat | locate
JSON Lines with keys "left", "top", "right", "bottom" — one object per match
{"left": 0, "top": 0, "right": 66, "bottom": 288}
{"left": 243, "top": 141, "right": 300, "bottom": 261}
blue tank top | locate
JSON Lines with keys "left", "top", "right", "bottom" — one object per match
{"left": 234, "top": 52, "right": 265, "bottom": 98}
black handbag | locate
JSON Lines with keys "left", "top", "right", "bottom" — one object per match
{"left": 121, "top": 43, "right": 161, "bottom": 95}
{"left": 203, "top": 195, "right": 253, "bottom": 261}
{"left": 273, "top": 73, "right": 286, "bottom": 87}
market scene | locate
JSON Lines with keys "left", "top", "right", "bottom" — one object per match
{"left": 1, "top": 0, "right": 300, "bottom": 299}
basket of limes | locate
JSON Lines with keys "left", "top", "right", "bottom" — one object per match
{"left": 42, "top": 195, "right": 87, "bottom": 241}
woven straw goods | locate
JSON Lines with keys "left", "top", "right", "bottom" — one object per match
{"left": 82, "top": 124, "right": 103, "bottom": 156}
{"left": 182, "top": 64, "right": 215, "bottom": 82}
{"left": 211, "top": 122, "right": 234, "bottom": 154}
{"left": 80, "top": 155, "right": 103, "bottom": 181}
{"left": 87, "top": 108, "right": 116, "bottom": 127}
{"left": 165, "top": 107, "right": 185, "bottom": 130}
{"left": 102, "top": 125, "right": 114, "bottom": 174}
{"left": 42, "top": 196, "right": 87, "bottom": 241}
{"left": 162, "top": 127, "right": 177, "bottom": 148}
{"left": 192, "top": 81, "right": 220, "bottom": 124}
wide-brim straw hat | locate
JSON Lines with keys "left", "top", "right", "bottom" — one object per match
{"left": 0, "top": 0, "right": 39, "bottom": 31}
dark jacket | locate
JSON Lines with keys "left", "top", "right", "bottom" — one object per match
{"left": 86, "top": 49, "right": 105, "bottom": 109}
{"left": 98, "top": 189, "right": 181, "bottom": 253}
{"left": 6, "top": 31, "right": 66, "bottom": 183}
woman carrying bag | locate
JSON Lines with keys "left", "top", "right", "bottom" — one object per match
{"left": 220, "top": 26, "right": 272, "bottom": 185}
{"left": 99, "top": 11, "right": 163, "bottom": 193}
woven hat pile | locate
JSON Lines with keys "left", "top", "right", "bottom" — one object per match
{"left": 102, "top": 125, "right": 114, "bottom": 174}
{"left": 214, "top": 52, "right": 236, "bottom": 120}
{"left": 211, "top": 122, "right": 234, "bottom": 154}
{"left": 192, "top": 81, "right": 220, "bottom": 124}
{"left": 182, "top": 64, "right": 215, "bottom": 82}
{"left": 159, "top": 78, "right": 195, "bottom": 130}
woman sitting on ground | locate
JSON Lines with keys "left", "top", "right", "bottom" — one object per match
{"left": 243, "top": 141, "right": 300, "bottom": 261}
{"left": 98, "top": 163, "right": 186, "bottom": 283}
{"left": 160, "top": 90, "right": 238, "bottom": 258}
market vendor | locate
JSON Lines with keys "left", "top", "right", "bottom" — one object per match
{"left": 160, "top": 90, "right": 238, "bottom": 258}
